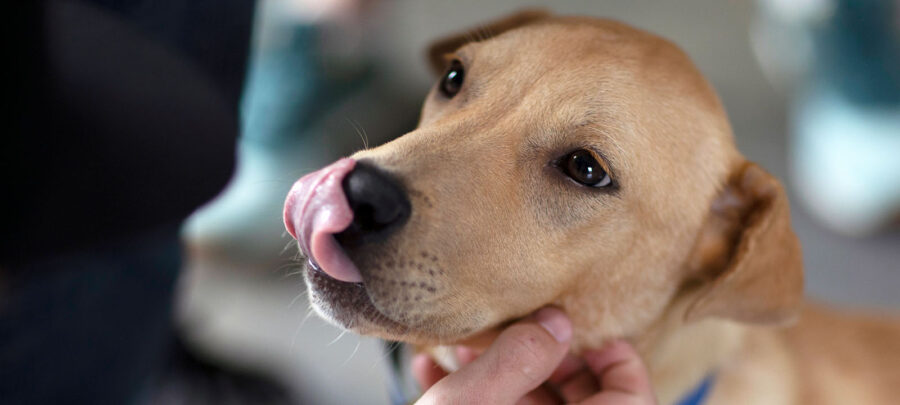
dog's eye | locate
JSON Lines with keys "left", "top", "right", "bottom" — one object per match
{"left": 562, "top": 150, "right": 612, "bottom": 188}
{"left": 439, "top": 60, "right": 465, "bottom": 98}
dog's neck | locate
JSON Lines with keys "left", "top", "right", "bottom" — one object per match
{"left": 636, "top": 314, "right": 746, "bottom": 404}
{"left": 559, "top": 288, "right": 751, "bottom": 404}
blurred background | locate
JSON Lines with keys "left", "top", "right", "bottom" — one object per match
{"left": 5, "top": 0, "right": 898, "bottom": 404}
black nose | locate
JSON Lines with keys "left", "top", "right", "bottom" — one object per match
{"left": 336, "top": 161, "right": 411, "bottom": 246}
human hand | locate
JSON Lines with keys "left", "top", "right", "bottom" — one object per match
{"left": 412, "top": 307, "right": 657, "bottom": 404}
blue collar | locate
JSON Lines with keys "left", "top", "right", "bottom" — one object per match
{"left": 674, "top": 374, "right": 715, "bottom": 405}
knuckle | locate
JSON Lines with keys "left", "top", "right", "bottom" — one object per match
{"left": 617, "top": 360, "right": 651, "bottom": 390}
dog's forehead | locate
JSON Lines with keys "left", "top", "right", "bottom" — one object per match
{"left": 458, "top": 24, "right": 701, "bottom": 129}
{"left": 465, "top": 19, "right": 720, "bottom": 103}
{"left": 467, "top": 19, "right": 662, "bottom": 74}
{"left": 455, "top": 20, "right": 708, "bottom": 123}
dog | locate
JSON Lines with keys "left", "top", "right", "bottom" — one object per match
{"left": 283, "top": 10, "right": 900, "bottom": 404}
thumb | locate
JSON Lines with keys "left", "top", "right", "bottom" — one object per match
{"left": 417, "top": 307, "right": 572, "bottom": 405}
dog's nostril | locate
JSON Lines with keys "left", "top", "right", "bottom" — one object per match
{"left": 338, "top": 161, "right": 411, "bottom": 245}
{"left": 354, "top": 202, "right": 401, "bottom": 231}
{"left": 354, "top": 204, "right": 378, "bottom": 230}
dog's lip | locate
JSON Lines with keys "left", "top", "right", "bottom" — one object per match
{"left": 305, "top": 265, "right": 407, "bottom": 330}
{"left": 283, "top": 158, "right": 363, "bottom": 283}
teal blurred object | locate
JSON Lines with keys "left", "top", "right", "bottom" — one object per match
{"left": 242, "top": 25, "right": 371, "bottom": 146}
{"left": 812, "top": 0, "right": 900, "bottom": 106}
{"left": 754, "top": 0, "right": 900, "bottom": 236}
{"left": 792, "top": 86, "right": 900, "bottom": 235}
{"left": 184, "top": 7, "right": 373, "bottom": 262}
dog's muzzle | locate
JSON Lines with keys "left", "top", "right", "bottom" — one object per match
{"left": 283, "top": 158, "right": 411, "bottom": 283}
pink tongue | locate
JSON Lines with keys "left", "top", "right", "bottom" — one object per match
{"left": 283, "top": 158, "right": 363, "bottom": 283}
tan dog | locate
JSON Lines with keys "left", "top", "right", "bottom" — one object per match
{"left": 283, "top": 10, "right": 900, "bottom": 404}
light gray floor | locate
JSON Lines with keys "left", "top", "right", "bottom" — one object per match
{"left": 179, "top": 1, "right": 900, "bottom": 404}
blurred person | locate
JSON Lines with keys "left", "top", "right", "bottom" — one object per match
{"left": 3, "top": 0, "right": 409, "bottom": 403}
{"left": 1, "top": 0, "right": 286, "bottom": 403}
{"left": 752, "top": 0, "right": 900, "bottom": 236}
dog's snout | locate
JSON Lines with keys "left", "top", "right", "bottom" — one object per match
{"left": 338, "top": 161, "right": 411, "bottom": 246}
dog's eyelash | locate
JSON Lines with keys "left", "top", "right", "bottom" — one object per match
{"left": 551, "top": 148, "right": 615, "bottom": 175}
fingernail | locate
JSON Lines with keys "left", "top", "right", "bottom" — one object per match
{"left": 535, "top": 307, "right": 572, "bottom": 343}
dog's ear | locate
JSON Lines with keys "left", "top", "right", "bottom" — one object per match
{"left": 683, "top": 162, "right": 804, "bottom": 325}
{"left": 426, "top": 9, "right": 551, "bottom": 74}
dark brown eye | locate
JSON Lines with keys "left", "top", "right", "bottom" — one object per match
{"left": 562, "top": 150, "right": 612, "bottom": 187}
{"left": 439, "top": 60, "right": 465, "bottom": 98}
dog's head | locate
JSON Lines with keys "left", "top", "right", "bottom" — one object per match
{"left": 284, "top": 11, "right": 803, "bottom": 349}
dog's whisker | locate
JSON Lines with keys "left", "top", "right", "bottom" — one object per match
{"left": 360, "top": 124, "right": 370, "bottom": 151}
{"left": 369, "top": 337, "right": 405, "bottom": 371}
{"left": 345, "top": 117, "right": 370, "bottom": 150}
{"left": 278, "top": 243, "right": 307, "bottom": 264}
{"left": 279, "top": 269, "right": 302, "bottom": 278}
{"left": 339, "top": 337, "right": 362, "bottom": 369}
{"left": 276, "top": 261, "right": 307, "bottom": 279}
{"left": 278, "top": 259, "right": 305, "bottom": 273}
{"left": 275, "top": 260, "right": 301, "bottom": 271}
{"left": 287, "top": 291, "right": 306, "bottom": 309}
{"left": 282, "top": 270, "right": 304, "bottom": 279}
{"left": 290, "top": 304, "right": 318, "bottom": 353}
{"left": 280, "top": 239, "right": 297, "bottom": 254}
{"left": 327, "top": 330, "right": 348, "bottom": 346}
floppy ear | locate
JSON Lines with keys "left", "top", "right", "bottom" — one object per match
{"left": 683, "top": 162, "right": 804, "bottom": 325}
{"left": 426, "top": 9, "right": 551, "bottom": 74}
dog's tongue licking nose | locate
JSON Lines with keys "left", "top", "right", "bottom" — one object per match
{"left": 283, "top": 158, "right": 363, "bottom": 283}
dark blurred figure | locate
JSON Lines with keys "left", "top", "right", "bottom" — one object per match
{"left": 2, "top": 1, "right": 291, "bottom": 404}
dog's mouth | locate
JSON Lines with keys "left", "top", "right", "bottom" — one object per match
{"left": 284, "top": 158, "right": 411, "bottom": 334}
{"left": 284, "top": 158, "right": 364, "bottom": 283}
